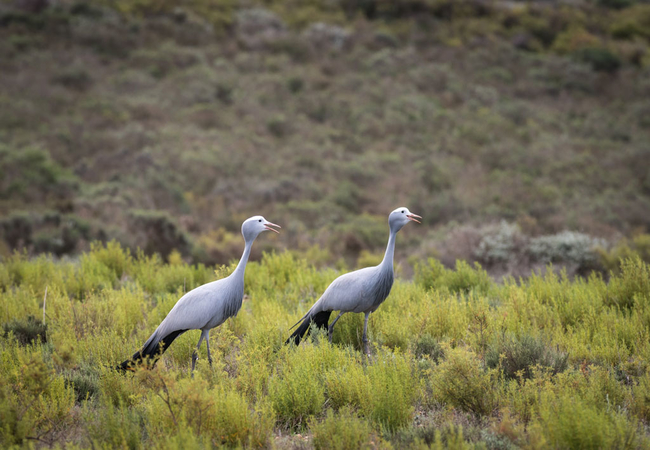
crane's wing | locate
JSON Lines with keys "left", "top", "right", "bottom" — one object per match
{"left": 154, "top": 279, "right": 231, "bottom": 338}
{"left": 312, "top": 267, "right": 378, "bottom": 314}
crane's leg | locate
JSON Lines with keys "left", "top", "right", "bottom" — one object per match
{"left": 362, "top": 312, "right": 371, "bottom": 355}
{"left": 191, "top": 331, "right": 207, "bottom": 376}
{"left": 328, "top": 312, "right": 345, "bottom": 343}
{"left": 204, "top": 330, "right": 213, "bottom": 367}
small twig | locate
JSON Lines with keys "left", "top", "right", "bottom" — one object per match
{"left": 156, "top": 376, "right": 178, "bottom": 429}
{"left": 42, "top": 286, "right": 48, "bottom": 323}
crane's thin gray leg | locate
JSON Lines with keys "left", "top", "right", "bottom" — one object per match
{"left": 328, "top": 312, "right": 345, "bottom": 343}
{"left": 191, "top": 332, "right": 206, "bottom": 376}
{"left": 204, "top": 330, "right": 213, "bottom": 367}
{"left": 362, "top": 312, "right": 371, "bottom": 355}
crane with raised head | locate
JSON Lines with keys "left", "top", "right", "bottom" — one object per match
{"left": 286, "top": 207, "right": 421, "bottom": 354}
{"left": 118, "top": 216, "right": 280, "bottom": 373}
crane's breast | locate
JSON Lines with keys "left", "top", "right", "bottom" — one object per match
{"left": 369, "top": 270, "right": 394, "bottom": 307}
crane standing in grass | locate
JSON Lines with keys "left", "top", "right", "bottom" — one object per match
{"left": 286, "top": 207, "right": 421, "bottom": 354}
{"left": 118, "top": 216, "right": 280, "bottom": 373}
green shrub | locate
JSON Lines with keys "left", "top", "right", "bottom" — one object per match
{"left": 0, "top": 352, "right": 76, "bottom": 446}
{"left": 145, "top": 371, "right": 272, "bottom": 447}
{"left": 3, "top": 315, "right": 47, "bottom": 346}
{"left": 535, "top": 394, "right": 639, "bottom": 448}
{"left": 573, "top": 47, "right": 622, "bottom": 73}
{"left": 631, "top": 372, "right": 650, "bottom": 422}
{"left": 85, "top": 400, "right": 144, "bottom": 449}
{"left": 267, "top": 114, "right": 290, "bottom": 137}
{"left": 268, "top": 347, "right": 326, "bottom": 426}
{"left": 596, "top": 0, "right": 635, "bottom": 9}
{"left": 0, "top": 212, "right": 34, "bottom": 249}
{"left": 66, "top": 367, "right": 101, "bottom": 403}
{"left": 430, "top": 346, "right": 499, "bottom": 417}
{"left": 127, "top": 210, "right": 191, "bottom": 259}
{"left": 363, "top": 352, "right": 415, "bottom": 431}
{"left": 598, "top": 234, "right": 650, "bottom": 273}
{"left": 51, "top": 66, "right": 93, "bottom": 91}
{"left": 485, "top": 334, "right": 568, "bottom": 380}
{"left": 414, "top": 334, "right": 444, "bottom": 362}
{"left": 0, "top": 146, "right": 78, "bottom": 203}
{"left": 415, "top": 258, "right": 492, "bottom": 296}
{"left": 311, "top": 407, "right": 375, "bottom": 450}
{"left": 605, "top": 256, "right": 650, "bottom": 308}
{"left": 610, "top": 5, "right": 650, "bottom": 39}
{"left": 324, "top": 363, "right": 369, "bottom": 410}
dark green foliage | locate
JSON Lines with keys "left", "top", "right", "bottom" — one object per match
{"left": 51, "top": 66, "right": 93, "bottom": 91}
{"left": 287, "top": 77, "right": 304, "bottom": 93}
{"left": 0, "top": 146, "right": 78, "bottom": 203}
{"left": 573, "top": 47, "right": 622, "bottom": 72}
{"left": 65, "top": 367, "right": 101, "bottom": 403}
{"left": 267, "top": 114, "right": 290, "bottom": 137}
{"left": 1, "top": 212, "right": 33, "bottom": 249}
{"left": 414, "top": 333, "right": 444, "bottom": 362}
{"left": 485, "top": 334, "right": 569, "bottom": 380}
{"left": 33, "top": 215, "right": 92, "bottom": 256}
{"left": 127, "top": 210, "right": 191, "bottom": 258}
{"left": 596, "top": 0, "right": 635, "bottom": 9}
{"left": 3, "top": 315, "right": 47, "bottom": 345}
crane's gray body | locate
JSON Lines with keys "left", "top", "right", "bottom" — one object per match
{"left": 119, "top": 216, "right": 279, "bottom": 372}
{"left": 287, "top": 207, "right": 420, "bottom": 351}
{"left": 139, "top": 274, "right": 245, "bottom": 356}
{"left": 304, "top": 264, "right": 394, "bottom": 317}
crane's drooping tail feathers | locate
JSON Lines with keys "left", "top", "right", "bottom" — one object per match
{"left": 117, "top": 329, "right": 188, "bottom": 371}
{"left": 286, "top": 311, "right": 331, "bottom": 345}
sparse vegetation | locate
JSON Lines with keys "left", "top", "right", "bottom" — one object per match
{"left": 0, "top": 0, "right": 648, "bottom": 277}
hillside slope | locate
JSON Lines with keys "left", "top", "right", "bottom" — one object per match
{"left": 1, "top": 0, "right": 649, "bottom": 273}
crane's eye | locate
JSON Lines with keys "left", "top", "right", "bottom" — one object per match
{"left": 258, "top": 219, "right": 262, "bottom": 222}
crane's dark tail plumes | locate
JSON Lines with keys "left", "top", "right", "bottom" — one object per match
{"left": 285, "top": 311, "right": 331, "bottom": 345}
{"left": 117, "top": 329, "right": 187, "bottom": 372}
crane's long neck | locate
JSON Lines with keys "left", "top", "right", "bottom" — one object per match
{"left": 231, "top": 239, "right": 253, "bottom": 282}
{"left": 379, "top": 228, "right": 397, "bottom": 273}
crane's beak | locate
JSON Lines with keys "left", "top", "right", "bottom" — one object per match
{"left": 264, "top": 222, "right": 281, "bottom": 233}
{"left": 406, "top": 213, "right": 422, "bottom": 224}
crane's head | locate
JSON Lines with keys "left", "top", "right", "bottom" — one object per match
{"left": 388, "top": 207, "right": 421, "bottom": 232}
{"left": 242, "top": 216, "right": 281, "bottom": 241}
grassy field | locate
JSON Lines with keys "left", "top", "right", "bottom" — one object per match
{"left": 2, "top": 242, "right": 650, "bottom": 448}
{"left": 2, "top": 1, "right": 650, "bottom": 446}
{"left": 0, "top": 0, "right": 649, "bottom": 276}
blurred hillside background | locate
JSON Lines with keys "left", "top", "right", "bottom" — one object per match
{"left": 1, "top": 0, "right": 649, "bottom": 278}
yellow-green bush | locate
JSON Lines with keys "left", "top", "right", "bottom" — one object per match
{"left": 534, "top": 394, "right": 639, "bottom": 448}
{"left": 311, "top": 407, "right": 376, "bottom": 450}
{"left": 415, "top": 258, "right": 491, "bottom": 296}
{"left": 268, "top": 344, "right": 328, "bottom": 427}
{"left": 429, "top": 346, "right": 500, "bottom": 417}
{"left": 362, "top": 351, "right": 416, "bottom": 431}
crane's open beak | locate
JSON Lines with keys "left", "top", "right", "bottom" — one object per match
{"left": 264, "top": 222, "right": 281, "bottom": 233}
{"left": 406, "top": 213, "right": 422, "bottom": 224}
